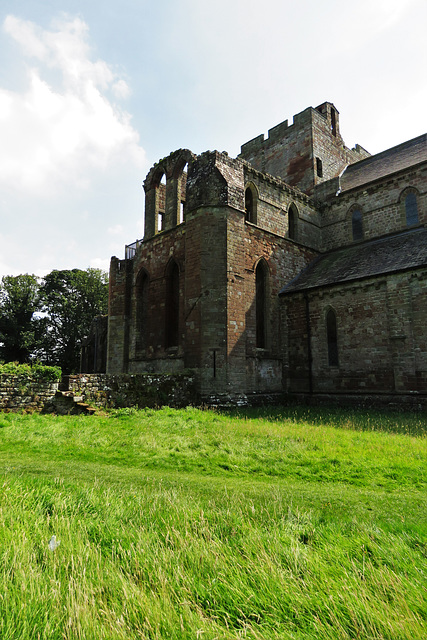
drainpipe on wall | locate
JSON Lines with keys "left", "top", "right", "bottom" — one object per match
{"left": 304, "top": 292, "right": 313, "bottom": 394}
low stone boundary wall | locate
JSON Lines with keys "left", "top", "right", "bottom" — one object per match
{"left": 0, "top": 375, "right": 59, "bottom": 412}
{"left": 63, "top": 372, "right": 198, "bottom": 409}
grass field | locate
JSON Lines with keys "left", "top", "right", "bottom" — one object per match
{"left": 0, "top": 405, "right": 426, "bottom": 639}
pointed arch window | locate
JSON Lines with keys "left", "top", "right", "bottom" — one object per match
{"left": 154, "top": 170, "right": 166, "bottom": 233}
{"left": 255, "top": 261, "right": 268, "bottom": 348}
{"left": 165, "top": 261, "right": 179, "bottom": 348}
{"left": 351, "top": 209, "right": 364, "bottom": 241}
{"left": 245, "top": 185, "right": 257, "bottom": 224}
{"left": 136, "top": 270, "right": 149, "bottom": 352}
{"left": 405, "top": 191, "right": 419, "bottom": 226}
{"left": 288, "top": 204, "right": 298, "bottom": 241}
{"left": 177, "top": 161, "right": 188, "bottom": 225}
{"left": 326, "top": 309, "right": 338, "bottom": 366}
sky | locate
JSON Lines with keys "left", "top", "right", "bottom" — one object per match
{"left": 0, "top": 0, "right": 426, "bottom": 278}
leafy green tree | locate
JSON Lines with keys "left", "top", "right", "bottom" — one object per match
{"left": 0, "top": 274, "right": 44, "bottom": 363}
{"left": 39, "top": 268, "right": 108, "bottom": 373}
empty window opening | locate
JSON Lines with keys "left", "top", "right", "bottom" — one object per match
{"left": 165, "top": 261, "right": 179, "bottom": 348}
{"left": 327, "top": 309, "right": 338, "bottom": 366}
{"left": 245, "top": 187, "right": 254, "bottom": 222}
{"left": 405, "top": 192, "right": 419, "bottom": 226}
{"left": 155, "top": 169, "right": 167, "bottom": 233}
{"left": 158, "top": 211, "right": 164, "bottom": 232}
{"left": 256, "top": 262, "right": 267, "bottom": 348}
{"left": 352, "top": 209, "right": 363, "bottom": 241}
{"left": 178, "top": 163, "right": 188, "bottom": 224}
{"left": 288, "top": 205, "right": 297, "bottom": 240}
{"left": 316, "top": 157, "right": 323, "bottom": 178}
{"left": 179, "top": 201, "right": 185, "bottom": 224}
{"left": 331, "top": 108, "right": 337, "bottom": 137}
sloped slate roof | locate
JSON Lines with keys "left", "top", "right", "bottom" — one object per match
{"left": 340, "top": 134, "right": 427, "bottom": 192}
{"left": 280, "top": 228, "right": 427, "bottom": 296}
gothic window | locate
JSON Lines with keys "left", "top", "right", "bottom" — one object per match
{"left": 155, "top": 170, "right": 166, "bottom": 234}
{"left": 165, "top": 260, "right": 179, "bottom": 348}
{"left": 245, "top": 185, "right": 257, "bottom": 223}
{"left": 405, "top": 191, "right": 419, "bottom": 226}
{"left": 136, "top": 270, "right": 149, "bottom": 352}
{"left": 288, "top": 204, "right": 298, "bottom": 241}
{"left": 351, "top": 209, "right": 364, "bottom": 241}
{"left": 178, "top": 162, "right": 188, "bottom": 224}
{"left": 326, "top": 308, "right": 338, "bottom": 366}
{"left": 255, "top": 260, "right": 268, "bottom": 348}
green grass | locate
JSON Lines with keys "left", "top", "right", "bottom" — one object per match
{"left": 0, "top": 405, "right": 425, "bottom": 639}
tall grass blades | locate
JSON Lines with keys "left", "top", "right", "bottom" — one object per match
{"left": 0, "top": 406, "right": 425, "bottom": 639}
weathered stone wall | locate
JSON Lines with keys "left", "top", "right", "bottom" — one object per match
{"left": 143, "top": 149, "right": 195, "bottom": 239}
{"left": 65, "top": 372, "right": 197, "bottom": 408}
{"left": 243, "top": 165, "right": 321, "bottom": 249}
{"left": 107, "top": 110, "right": 426, "bottom": 406}
{"left": 129, "top": 225, "right": 186, "bottom": 372}
{"left": 108, "top": 148, "right": 321, "bottom": 399}
{"left": 319, "top": 164, "right": 426, "bottom": 250}
{"left": 282, "top": 269, "right": 427, "bottom": 396}
{"left": 239, "top": 103, "right": 369, "bottom": 195}
{"left": 237, "top": 215, "right": 318, "bottom": 393}
{"left": 0, "top": 376, "right": 58, "bottom": 411}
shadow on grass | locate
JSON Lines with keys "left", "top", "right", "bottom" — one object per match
{"left": 218, "top": 403, "right": 427, "bottom": 437}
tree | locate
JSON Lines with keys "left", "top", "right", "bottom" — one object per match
{"left": 0, "top": 274, "right": 44, "bottom": 363}
{"left": 39, "top": 268, "right": 108, "bottom": 373}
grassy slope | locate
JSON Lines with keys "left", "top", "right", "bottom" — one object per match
{"left": 0, "top": 406, "right": 425, "bottom": 639}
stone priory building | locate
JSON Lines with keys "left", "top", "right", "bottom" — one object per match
{"left": 106, "top": 102, "right": 427, "bottom": 405}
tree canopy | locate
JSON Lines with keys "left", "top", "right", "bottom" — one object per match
{"left": 0, "top": 268, "right": 108, "bottom": 373}
{"left": 0, "top": 274, "right": 44, "bottom": 363}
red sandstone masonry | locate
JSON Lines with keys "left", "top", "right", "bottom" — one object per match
{"left": 106, "top": 104, "right": 427, "bottom": 404}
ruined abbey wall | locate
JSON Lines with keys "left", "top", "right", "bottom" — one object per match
{"left": 105, "top": 102, "right": 427, "bottom": 405}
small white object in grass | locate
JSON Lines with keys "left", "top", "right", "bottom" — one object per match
{"left": 48, "top": 535, "right": 60, "bottom": 551}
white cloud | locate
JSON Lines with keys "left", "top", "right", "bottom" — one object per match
{"left": 0, "top": 14, "right": 145, "bottom": 196}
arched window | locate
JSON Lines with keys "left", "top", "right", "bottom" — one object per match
{"left": 405, "top": 191, "right": 419, "bottom": 226}
{"left": 255, "top": 261, "right": 268, "bottom": 348}
{"left": 165, "top": 261, "right": 179, "bottom": 348}
{"left": 288, "top": 204, "right": 298, "bottom": 240}
{"left": 326, "top": 309, "right": 338, "bottom": 367}
{"left": 245, "top": 185, "right": 257, "bottom": 224}
{"left": 179, "top": 163, "right": 188, "bottom": 224}
{"left": 351, "top": 209, "right": 364, "bottom": 241}
{"left": 136, "top": 270, "right": 149, "bottom": 352}
{"left": 155, "top": 170, "right": 166, "bottom": 233}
